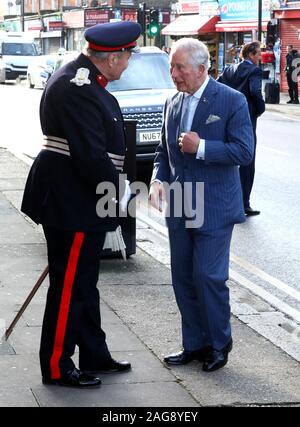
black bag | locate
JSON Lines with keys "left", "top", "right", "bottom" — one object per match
{"left": 265, "top": 82, "right": 280, "bottom": 104}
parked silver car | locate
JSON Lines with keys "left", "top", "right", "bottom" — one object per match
{"left": 108, "top": 46, "right": 175, "bottom": 162}
{"left": 0, "top": 55, "right": 5, "bottom": 83}
{"left": 26, "top": 54, "right": 57, "bottom": 89}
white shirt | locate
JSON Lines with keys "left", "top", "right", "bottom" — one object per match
{"left": 181, "top": 75, "right": 210, "bottom": 160}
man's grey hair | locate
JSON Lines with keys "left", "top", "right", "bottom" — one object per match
{"left": 170, "top": 38, "right": 210, "bottom": 70}
{"left": 85, "top": 47, "right": 123, "bottom": 60}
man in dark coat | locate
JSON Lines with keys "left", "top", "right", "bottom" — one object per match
{"left": 285, "top": 45, "right": 299, "bottom": 104}
{"left": 21, "top": 21, "right": 141, "bottom": 388}
{"left": 218, "top": 42, "right": 265, "bottom": 216}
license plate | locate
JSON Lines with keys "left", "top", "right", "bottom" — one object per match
{"left": 139, "top": 131, "right": 161, "bottom": 143}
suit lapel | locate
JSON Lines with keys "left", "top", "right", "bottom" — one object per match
{"left": 191, "top": 78, "right": 218, "bottom": 130}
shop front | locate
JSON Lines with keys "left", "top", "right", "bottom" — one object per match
{"left": 216, "top": 0, "right": 271, "bottom": 69}
{"left": 161, "top": 14, "right": 220, "bottom": 78}
{"left": 274, "top": 7, "right": 300, "bottom": 92}
{"left": 216, "top": 20, "right": 269, "bottom": 65}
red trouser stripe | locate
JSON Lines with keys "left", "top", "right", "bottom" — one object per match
{"left": 50, "top": 232, "right": 85, "bottom": 379}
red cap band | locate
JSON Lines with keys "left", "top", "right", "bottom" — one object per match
{"left": 88, "top": 41, "right": 137, "bottom": 52}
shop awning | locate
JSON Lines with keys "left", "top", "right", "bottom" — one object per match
{"left": 215, "top": 20, "right": 268, "bottom": 32}
{"left": 162, "top": 15, "right": 219, "bottom": 36}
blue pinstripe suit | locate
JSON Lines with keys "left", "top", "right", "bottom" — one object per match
{"left": 151, "top": 77, "right": 254, "bottom": 351}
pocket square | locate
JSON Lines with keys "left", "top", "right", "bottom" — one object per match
{"left": 205, "top": 114, "right": 221, "bottom": 125}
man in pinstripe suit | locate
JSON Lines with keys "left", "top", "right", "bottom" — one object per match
{"left": 149, "top": 39, "right": 254, "bottom": 372}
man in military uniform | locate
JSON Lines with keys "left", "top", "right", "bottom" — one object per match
{"left": 21, "top": 21, "right": 141, "bottom": 388}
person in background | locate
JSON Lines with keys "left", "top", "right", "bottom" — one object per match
{"left": 285, "top": 45, "right": 299, "bottom": 104}
{"left": 218, "top": 41, "right": 265, "bottom": 216}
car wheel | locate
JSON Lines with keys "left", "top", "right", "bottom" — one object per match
{"left": 27, "top": 75, "right": 34, "bottom": 89}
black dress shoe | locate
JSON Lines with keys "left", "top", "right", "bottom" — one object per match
{"left": 202, "top": 339, "right": 233, "bottom": 372}
{"left": 164, "top": 347, "right": 211, "bottom": 365}
{"left": 83, "top": 358, "right": 131, "bottom": 374}
{"left": 287, "top": 99, "right": 294, "bottom": 104}
{"left": 245, "top": 207, "right": 260, "bottom": 216}
{"left": 293, "top": 100, "right": 299, "bottom": 104}
{"left": 42, "top": 368, "right": 101, "bottom": 388}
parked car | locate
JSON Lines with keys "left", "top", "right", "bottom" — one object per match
{"left": 27, "top": 54, "right": 57, "bottom": 89}
{"left": 52, "top": 46, "right": 176, "bottom": 163}
{"left": 0, "top": 55, "right": 5, "bottom": 83}
{"left": 108, "top": 47, "right": 175, "bottom": 162}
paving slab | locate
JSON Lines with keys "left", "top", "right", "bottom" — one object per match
{"left": 0, "top": 387, "right": 38, "bottom": 407}
{"left": 33, "top": 381, "right": 198, "bottom": 408}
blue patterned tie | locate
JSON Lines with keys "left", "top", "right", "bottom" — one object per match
{"left": 180, "top": 95, "right": 192, "bottom": 133}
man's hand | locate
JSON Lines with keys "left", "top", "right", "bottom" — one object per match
{"left": 148, "top": 181, "right": 165, "bottom": 212}
{"left": 178, "top": 131, "right": 200, "bottom": 153}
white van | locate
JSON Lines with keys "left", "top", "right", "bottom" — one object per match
{"left": 0, "top": 32, "right": 39, "bottom": 81}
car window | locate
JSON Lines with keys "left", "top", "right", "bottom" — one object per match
{"left": 2, "top": 42, "right": 38, "bottom": 56}
{"left": 107, "top": 53, "right": 174, "bottom": 92}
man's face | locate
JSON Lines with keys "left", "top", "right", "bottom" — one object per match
{"left": 111, "top": 50, "right": 132, "bottom": 80}
{"left": 249, "top": 48, "right": 261, "bottom": 66}
{"left": 287, "top": 46, "right": 292, "bottom": 54}
{"left": 170, "top": 49, "right": 204, "bottom": 94}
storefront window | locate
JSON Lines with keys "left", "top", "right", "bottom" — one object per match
{"left": 224, "top": 32, "right": 253, "bottom": 64}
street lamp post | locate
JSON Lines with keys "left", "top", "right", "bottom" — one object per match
{"left": 258, "top": 0, "right": 262, "bottom": 43}
{"left": 16, "top": 0, "right": 25, "bottom": 31}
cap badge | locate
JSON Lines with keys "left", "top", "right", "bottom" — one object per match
{"left": 70, "top": 68, "right": 91, "bottom": 86}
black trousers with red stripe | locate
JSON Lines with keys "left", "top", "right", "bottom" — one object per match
{"left": 41, "top": 226, "right": 111, "bottom": 380}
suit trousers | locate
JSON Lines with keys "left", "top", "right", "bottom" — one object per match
{"left": 239, "top": 126, "right": 257, "bottom": 209}
{"left": 40, "top": 226, "right": 111, "bottom": 380}
{"left": 168, "top": 221, "right": 233, "bottom": 351}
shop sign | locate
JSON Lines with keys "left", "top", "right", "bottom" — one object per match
{"left": 26, "top": 19, "right": 43, "bottom": 31}
{"left": 85, "top": 9, "right": 110, "bottom": 27}
{"left": 161, "top": 11, "right": 171, "bottom": 24}
{"left": 63, "top": 10, "right": 84, "bottom": 29}
{"left": 121, "top": 9, "right": 137, "bottom": 22}
{"left": 219, "top": 0, "right": 270, "bottom": 21}
{"left": 199, "top": 1, "right": 220, "bottom": 16}
{"left": 120, "top": 0, "right": 134, "bottom": 5}
{"left": 179, "top": 1, "right": 200, "bottom": 14}
{"left": 48, "top": 21, "right": 64, "bottom": 31}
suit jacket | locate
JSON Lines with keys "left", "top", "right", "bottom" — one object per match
{"left": 21, "top": 54, "right": 126, "bottom": 232}
{"left": 151, "top": 77, "right": 254, "bottom": 231}
{"left": 218, "top": 61, "right": 265, "bottom": 129}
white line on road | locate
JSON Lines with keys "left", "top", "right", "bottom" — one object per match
{"left": 259, "top": 145, "right": 291, "bottom": 157}
{"left": 230, "top": 254, "right": 300, "bottom": 303}
{"left": 137, "top": 211, "right": 300, "bottom": 322}
{"left": 229, "top": 269, "right": 300, "bottom": 323}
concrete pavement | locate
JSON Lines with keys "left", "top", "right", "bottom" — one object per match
{"left": 265, "top": 91, "right": 300, "bottom": 119}
{"left": 0, "top": 131, "right": 300, "bottom": 407}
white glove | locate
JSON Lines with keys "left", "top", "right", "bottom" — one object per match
{"left": 120, "top": 179, "right": 131, "bottom": 212}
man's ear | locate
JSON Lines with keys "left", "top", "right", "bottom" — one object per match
{"left": 107, "top": 53, "right": 118, "bottom": 68}
{"left": 199, "top": 64, "right": 206, "bottom": 74}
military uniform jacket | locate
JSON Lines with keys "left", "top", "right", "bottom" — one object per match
{"left": 21, "top": 54, "right": 126, "bottom": 232}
